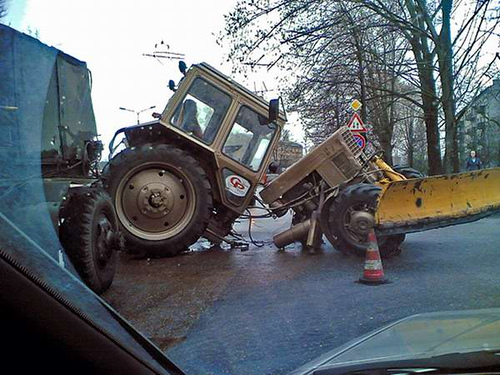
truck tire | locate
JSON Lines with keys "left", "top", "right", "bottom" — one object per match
{"left": 103, "top": 144, "right": 212, "bottom": 257}
{"left": 393, "top": 166, "right": 425, "bottom": 179}
{"left": 321, "top": 183, "right": 405, "bottom": 258}
{"left": 59, "top": 187, "right": 121, "bottom": 294}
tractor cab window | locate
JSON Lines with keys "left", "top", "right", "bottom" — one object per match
{"left": 171, "top": 77, "right": 231, "bottom": 144}
{"left": 223, "top": 105, "right": 277, "bottom": 172}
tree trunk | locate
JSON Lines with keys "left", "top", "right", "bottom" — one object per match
{"left": 379, "top": 129, "right": 394, "bottom": 165}
{"left": 408, "top": 146, "right": 414, "bottom": 167}
{"left": 409, "top": 37, "right": 443, "bottom": 175}
{"left": 422, "top": 100, "right": 442, "bottom": 174}
{"left": 353, "top": 26, "right": 368, "bottom": 124}
{"left": 438, "top": 0, "right": 459, "bottom": 173}
{"left": 407, "top": 120, "right": 415, "bottom": 167}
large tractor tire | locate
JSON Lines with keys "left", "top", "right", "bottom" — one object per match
{"left": 103, "top": 144, "right": 213, "bottom": 257}
{"left": 321, "top": 183, "right": 405, "bottom": 258}
{"left": 393, "top": 166, "right": 425, "bottom": 179}
{"left": 59, "top": 187, "right": 122, "bottom": 294}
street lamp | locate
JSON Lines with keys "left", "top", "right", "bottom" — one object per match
{"left": 119, "top": 105, "right": 156, "bottom": 125}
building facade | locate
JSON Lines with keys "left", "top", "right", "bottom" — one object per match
{"left": 272, "top": 140, "right": 304, "bottom": 169}
{"left": 458, "top": 79, "right": 500, "bottom": 170}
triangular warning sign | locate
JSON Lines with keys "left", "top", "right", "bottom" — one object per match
{"left": 347, "top": 113, "right": 366, "bottom": 132}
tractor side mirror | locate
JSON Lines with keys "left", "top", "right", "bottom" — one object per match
{"left": 168, "top": 80, "right": 176, "bottom": 92}
{"left": 179, "top": 61, "right": 187, "bottom": 75}
{"left": 268, "top": 98, "right": 279, "bottom": 123}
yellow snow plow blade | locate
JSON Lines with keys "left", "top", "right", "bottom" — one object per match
{"left": 376, "top": 168, "right": 500, "bottom": 235}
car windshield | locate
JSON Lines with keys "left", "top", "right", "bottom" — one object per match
{"left": 2, "top": 2, "right": 500, "bottom": 375}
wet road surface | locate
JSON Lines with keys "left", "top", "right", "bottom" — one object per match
{"left": 103, "top": 213, "right": 500, "bottom": 374}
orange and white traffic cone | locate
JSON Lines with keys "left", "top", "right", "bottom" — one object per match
{"left": 358, "top": 230, "right": 389, "bottom": 285}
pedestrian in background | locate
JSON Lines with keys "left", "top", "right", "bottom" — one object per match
{"left": 465, "top": 150, "right": 482, "bottom": 171}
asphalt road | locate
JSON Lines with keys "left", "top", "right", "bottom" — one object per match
{"left": 103, "top": 212, "right": 500, "bottom": 375}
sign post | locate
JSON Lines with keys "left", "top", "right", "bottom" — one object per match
{"left": 347, "top": 100, "right": 367, "bottom": 151}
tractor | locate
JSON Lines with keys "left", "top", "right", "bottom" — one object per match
{"left": 104, "top": 61, "right": 500, "bottom": 257}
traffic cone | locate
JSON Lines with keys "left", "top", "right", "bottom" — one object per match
{"left": 358, "top": 230, "right": 389, "bottom": 285}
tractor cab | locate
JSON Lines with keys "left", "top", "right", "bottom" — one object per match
{"left": 106, "top": 62, "right": 286, "bottom": 255}
{"left": 158, "top": 62, "right": 286, "bottom": 209}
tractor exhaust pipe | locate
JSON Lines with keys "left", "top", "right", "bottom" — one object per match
{"left": 273, "top": 219, "right": 311, "bottom": 248}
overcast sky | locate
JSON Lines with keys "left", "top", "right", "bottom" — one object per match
{"left": 4, "top": 0, "right": 303, "bottom": 154}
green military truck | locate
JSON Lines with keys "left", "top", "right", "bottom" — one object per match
{"left": 0, "top": 24, "right": 121, "bottom": 293}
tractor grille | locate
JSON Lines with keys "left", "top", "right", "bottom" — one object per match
{"left": 340, "top": 128, "right": 362, "bottom": 157}
{"left": 339, "top": 127, "right": 376, "bottom": 182}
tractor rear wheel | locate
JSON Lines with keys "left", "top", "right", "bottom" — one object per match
{"left": 59, "top": 187, "right": 122, "bottom": 294}
{"left": 103, "top": 144, "right": 212, "bottom": 257}
{"left": 320, "top": 183, "right": 405, "bottom": 258}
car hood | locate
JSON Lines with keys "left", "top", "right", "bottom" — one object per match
{"left": 291, "top": 307, "right": 500, "bottom": 374}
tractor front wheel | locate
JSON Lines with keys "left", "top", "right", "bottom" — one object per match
{"left": 320, "top": 183, "right": 405, "bottom": 258}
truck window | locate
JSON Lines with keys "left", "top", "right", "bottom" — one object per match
{"left": 223, "top": 105, "right": 277, "bottom": 171}
{"left": 170, "top": 77, "right": 231, "bottom": 144}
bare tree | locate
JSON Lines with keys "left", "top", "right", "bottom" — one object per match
{"left": 349, "top": 0, "right": 499, "bottom": 173}
{"left": 392, "top": 98, "right": 428, "bottom": 171}
{"left": 221, "top": 1, "right": 416, "bottom": 163}
{"left": 220, "top": 0, "right": 499, "bottom": 174}
{"left": 220, "top": 0, "right": 439, "bottom": 170}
